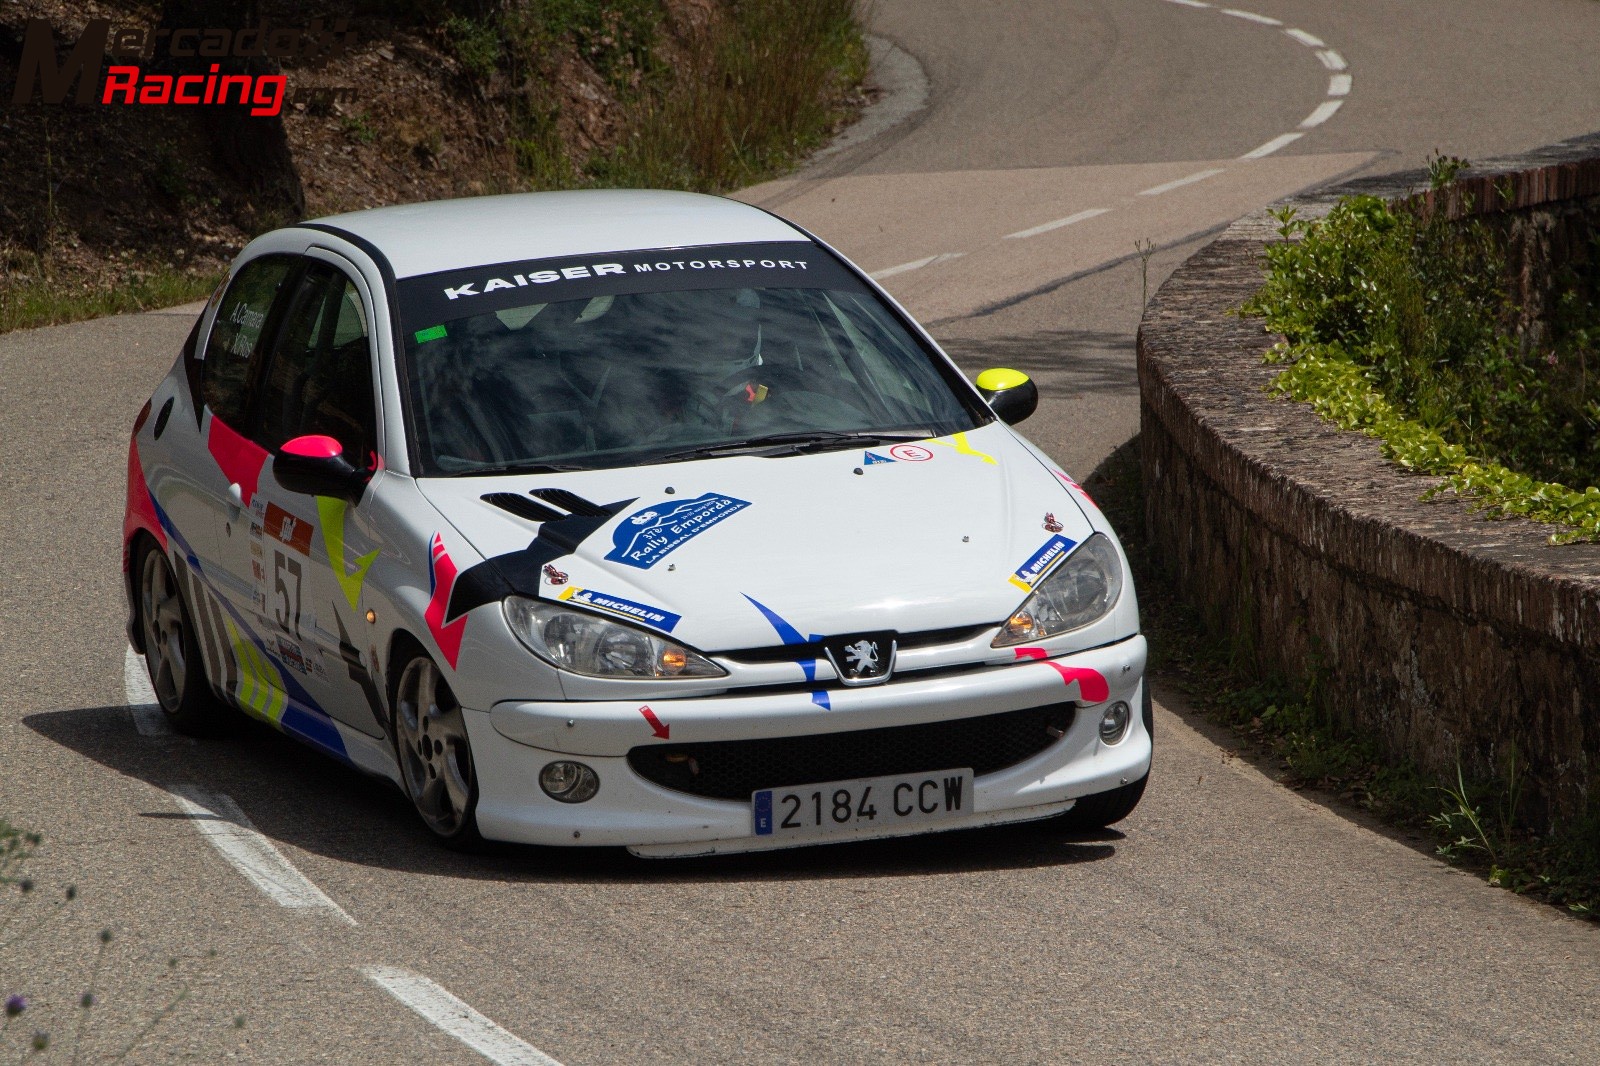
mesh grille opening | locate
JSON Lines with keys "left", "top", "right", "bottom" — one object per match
{"left": 627, "top": 703, "right": 1074, "bottom": 800}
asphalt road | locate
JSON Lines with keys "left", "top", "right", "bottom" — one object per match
{"left": 4, "top": 0, "right": 1600, "bottom": 1062}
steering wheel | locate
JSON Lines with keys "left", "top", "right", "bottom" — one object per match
{"left": 695, "top": 363, "right": 864, "bottom": 433}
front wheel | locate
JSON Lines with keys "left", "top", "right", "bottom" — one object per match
{"left": 1054, "top": 682, "right": 1154, "bottom": 832}
{"left": 137, "top": 541, "right": 228, "bottom": 735}
{"left": 391, "top": 649, "right": 481, "bottom": 847}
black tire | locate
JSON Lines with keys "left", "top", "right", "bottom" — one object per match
{"left": 389, "top": 643, "right": 483, "bottom": 848}
{"left": 1054, "top": 682, "right": 1154, "bottom": 831}
{"left": 135, "top": 540, "right": 229, "bottom": 736}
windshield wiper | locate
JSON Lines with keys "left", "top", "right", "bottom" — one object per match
{"left": 648, "top": 429, "right": 933, "bottom": 463}
{"left": 445, "top": 460, "right": 594, "bottom": 477}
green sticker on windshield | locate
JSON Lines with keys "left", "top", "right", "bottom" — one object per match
{"left": 414, "top": 325, "right": 448, "bottom": 344}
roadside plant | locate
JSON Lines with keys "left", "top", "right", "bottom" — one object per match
{"left": 1242, "top": 181, "right": 1600, "bottom": 542}
{"left": 1, "top": 819, "right": 230, "bottom": 1061}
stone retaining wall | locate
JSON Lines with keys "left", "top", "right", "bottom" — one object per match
{"left": 1137, "top": 134, "right": 1600, "bottom": 826}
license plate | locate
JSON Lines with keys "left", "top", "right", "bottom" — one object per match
{"left": 752, "top": 768, "right": 974, "bottom": 841}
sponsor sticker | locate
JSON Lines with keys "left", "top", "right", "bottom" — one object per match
{"left": 275, "top": 636, "right": 309, "bottom": 675}
{"left": 264, "top": 502, "right": 313, "bottom": 555}
{"left": 558, "top": 586, "right": 681, "bottom": 634}
{"left": 605, "top": 493, "right": 751, "bottom": 569}
{"left": 888, "top": 444, "right": 933, "bottom": 462}
{"left": 1009, "top": 534, "right": 1078, "bottom": 592}
{"left": 863, "top": 451, "right": 895, "bottom": 465}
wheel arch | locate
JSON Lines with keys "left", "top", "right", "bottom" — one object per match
{"left": 125, "top": 529, "right": 164, "bottom": 655}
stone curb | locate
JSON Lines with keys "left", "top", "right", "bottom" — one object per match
{"left": 1137, "top": 133, "right": 1600, "bottom": 824}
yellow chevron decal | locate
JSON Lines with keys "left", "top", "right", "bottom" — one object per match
{"left": 928, "top": 432, "right": 997, "bottom": 465}
{"left": 318, "top": 496, "right": 380, "bottom": 609}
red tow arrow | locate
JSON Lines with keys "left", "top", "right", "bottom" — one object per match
{"left": 640, "top": 706, "right": 670, "bottom": 740}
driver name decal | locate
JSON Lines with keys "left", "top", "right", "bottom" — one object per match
{"left": 606, "top": 493, "right": 751, "bottom": 569}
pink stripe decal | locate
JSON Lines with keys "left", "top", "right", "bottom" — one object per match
{"left": 1014, "top": 647, "right": 1110, "bottom": 703}
{"left": 124, "top": 438, "right": 167, "bottom": 553}
{"left": 206, "top": 414, "right": 268, "bottom": 507}
{"left": 1052, "top": 469, "right": 1096, "bottom": 507}
{"left": 425, "top": 533, "right": 467, "bottom": 669}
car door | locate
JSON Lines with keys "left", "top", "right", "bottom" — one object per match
{"left": 175, "top": 254, "right": 299, "bottom": 621}
{"left": 219, "top": 257, "right": 389, "bottom": 738}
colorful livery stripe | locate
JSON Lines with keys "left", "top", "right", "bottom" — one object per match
{"left": 426, "top": 533, "right": 468, "bottom": 669}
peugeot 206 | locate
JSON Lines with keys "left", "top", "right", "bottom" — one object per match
{"left": 124, "top": 189, "right": 1150, "bottom": 855}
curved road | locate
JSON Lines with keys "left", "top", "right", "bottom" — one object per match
{"left": 4, "top": 1, "right": 1600, "bottom": 1061}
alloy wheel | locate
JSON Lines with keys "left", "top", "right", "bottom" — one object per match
{"left": 394, "top": 655, "right": 476, "bottom": 837}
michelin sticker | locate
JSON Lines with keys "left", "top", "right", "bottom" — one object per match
{"left": 1009, "top": 534, "right": 1078, "bottom": 592}
{"left": 606, "top": 493, "right": 751, "bottom": 569}
{"left": 559, "top": 586, "right": 682, "bottom": 634}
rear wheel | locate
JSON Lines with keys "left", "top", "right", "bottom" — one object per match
{"left": 391, "top": 649, "right": 482, "bottom": 847}
{"left": 137, "top": 541, "right": 227, "bottom": 735}
{"left": 1055, "top": 682, "right": 1154, "bottom": 831}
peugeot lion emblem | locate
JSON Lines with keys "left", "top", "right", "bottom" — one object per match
{"left": 823, "top": 632, "right": 897, "bottom": 687}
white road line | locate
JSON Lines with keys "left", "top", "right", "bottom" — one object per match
{"left": 361, "top": 967, "right": 564, "bottom": 1066}
{"left": 1004, "top": 208, "right": 1112, "bottom": 240}
{"left": 169, "top": 784, "right": 356, "bottom": 924}
{"left": 1138, "top": 168, "right": 1225, "bottom": 196}
{"left": 1300, "top": 100, "right": 1343, "bottom": 128}
{"left": 868, "top": 251, "right": 965, "bottom": 279}
{"left": 1240, "top": 132, "right": 1305, "bottom": 159}
{"left": 1153, "top": 0, "right": 1347, "bottom": 165}
{"left": 1220, "top": 8, "right": 1282, "bottom": 25}
{"left": 124, "top": 645, "right": 171, "bottom": 736}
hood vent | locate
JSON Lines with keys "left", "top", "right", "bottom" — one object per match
{"left": 481, "top": 493, "right": 564, "bottom": 523}
{"left": 481, "top": 488, "right": 622, "bottom": 525}
{"left": 529, "top": 488, "right": 611, "bottom": 517}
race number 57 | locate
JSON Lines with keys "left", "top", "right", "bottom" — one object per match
{"left": 273, "top": 550, "right": 302, "bottom": 637}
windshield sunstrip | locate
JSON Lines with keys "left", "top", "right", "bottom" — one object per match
{"left": 399, "top": 241, "right": 860, "bottom": 331}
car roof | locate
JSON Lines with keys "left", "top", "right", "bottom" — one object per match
{"left": 303, "top": 189, "right": 811, "bottom": 280}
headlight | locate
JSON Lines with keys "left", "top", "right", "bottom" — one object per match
{"left": 504, "top": 597, "right": 725, "bottom": 679}
{"left": 992, "top": 533, "right": 1123, "bottom": 647}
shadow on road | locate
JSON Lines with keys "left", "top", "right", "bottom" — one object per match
{"left": 25, "top": 705, "right": 1119, "bottom": 885}
{"left": 939, "top": 329, "right": 1138, "bottom": 397}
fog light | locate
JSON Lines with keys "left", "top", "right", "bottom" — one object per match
{"left": 540, "top": 761, "right": 599, "bottom": 803}
{"left": 1098, "top": 701, "right": 1131, "bottom": 744}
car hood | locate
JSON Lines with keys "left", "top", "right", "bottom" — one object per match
{"left": 416, "top": 424, "right": 1094, "bottom": 652}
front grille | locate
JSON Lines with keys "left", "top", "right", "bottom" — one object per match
{"left": 627, "top": 703, "right": 1074, "bottom": 800}
{"left": 719, "top": 625, "right": 993, "bottom": 665}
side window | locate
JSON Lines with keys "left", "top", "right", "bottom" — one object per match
{"left": 253, "top": 265, "right": 378, "bottom": 464}
{"left": 202, "top": 257, "right": 297, "bottom": 425}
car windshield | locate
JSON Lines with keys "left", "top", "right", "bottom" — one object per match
{"left": 395, "top": 242, "right": 987, "bottom": 475}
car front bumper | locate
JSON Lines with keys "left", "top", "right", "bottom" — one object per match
{"left": 464, "top": 634, "right": 1149, "bottom": 854}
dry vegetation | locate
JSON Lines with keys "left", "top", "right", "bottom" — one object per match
{"left": 0, "top": 0, "right": 868, "bottom": 332}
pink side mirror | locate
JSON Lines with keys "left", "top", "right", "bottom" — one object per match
{"left": 281, "top": 434, "right": 345, "bottom": 460}
{"left": 274, "top": 435, "right": 366, "bottom": 500}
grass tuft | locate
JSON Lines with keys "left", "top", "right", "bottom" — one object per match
{"left": 0, "top": 267, "right": 221, "bottom": 335}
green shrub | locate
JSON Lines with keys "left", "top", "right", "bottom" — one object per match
{"left": 1243, "top": 189, "right": 1600, "bottom": 542}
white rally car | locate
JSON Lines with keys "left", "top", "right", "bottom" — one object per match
{"left": 123, "top": 190, "right": 1150, "bottom": 856}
